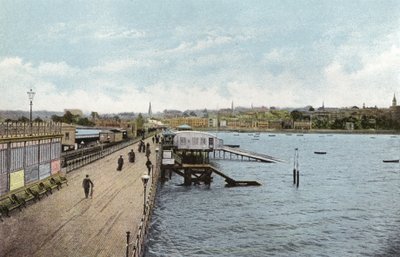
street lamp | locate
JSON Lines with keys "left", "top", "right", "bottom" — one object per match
{"left": 27, "top": 88, "right": 35, "bottom": 135}
{"left": 80, "top": 141, "right": 85, "bottom": 157}
{"left": 141, "top": 174, "right": 150, "bottom": 214}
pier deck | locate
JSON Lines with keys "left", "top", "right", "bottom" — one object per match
{"left": 0, "top": 139, "right": 157, "bottom": 257}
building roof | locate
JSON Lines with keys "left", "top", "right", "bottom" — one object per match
{"left": 75, "top": 128, "right": 102, "bottom": 139}
{"left": 177, "top": 124, "right": 192, "bottom": 130}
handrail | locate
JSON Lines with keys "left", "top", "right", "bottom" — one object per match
{"left": 0, "top": 122, "right": 62, "bottom": 138}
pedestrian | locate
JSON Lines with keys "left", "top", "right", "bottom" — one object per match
{"left": 128, "top": 149, "right": 135, "bottom": 163}
{"left": 146, "top": 145, "right": 151, "bottom": 158}
{"left": 117, "top": 155, "right": 124, "bottom": 171}
{"left": 146, "top": 158, "right": 152, "bottom": 175}
{"left": 152, "top": 136, "right": 155, "bottom": 144}
{"left": 82, "top": 174, "right": 94, "bottom": 199}
{"left": 141, "top": 141, "right": 145, "bottom": 153}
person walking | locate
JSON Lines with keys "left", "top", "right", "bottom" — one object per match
{"left": 145, "top": 146, "right": 151, "bottom": 158}
{"left": 82, "top": 174, "right": 94, "bottom": 199}
{"left": 146, "top": 158, "right": 152, "bottom": 175}
{"left": 128, "top": 149, "right": 135, "bottom": 163}
{"left": 117, "top": 155, "right": 124, "bottom": 171}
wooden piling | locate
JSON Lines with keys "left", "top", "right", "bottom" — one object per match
{"left": 184, "top": 169, "right": 191, "bottom": 186}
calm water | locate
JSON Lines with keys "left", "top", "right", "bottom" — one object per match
{"left": 145, "top": 133, "right": 400, "bottom": 257}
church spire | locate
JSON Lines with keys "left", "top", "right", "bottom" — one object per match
{"left": 392, "top": 93, "right": 397, "bottom": 107}
{"left": 148, "top": 102, "right": 152, "bottom": 118}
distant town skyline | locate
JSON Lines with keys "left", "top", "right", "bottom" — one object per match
{"left": 1, "top": 1, "right": 399, "bottom": 113}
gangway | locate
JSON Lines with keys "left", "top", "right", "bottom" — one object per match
{"left": 170, "top": 164, "right": 261, "bottom": 187}
{"left": 212, "top": 146, "right": 285, "bottom": 163}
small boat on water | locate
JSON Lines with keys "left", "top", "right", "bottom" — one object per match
{"left": 314, "top": 151, "right": 327, "bottom": 155}
{"left": 383, "top": 159, "right": 399, "bottom": 163}
{"left": 233, "top": 133, "right": 240, "bottom": 136}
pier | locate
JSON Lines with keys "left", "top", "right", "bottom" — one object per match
{"left": 160, "top": 130, "right": 282, "bottom": 187}
{"left": 0, "top": 138, "right": 158, "bottom": 257}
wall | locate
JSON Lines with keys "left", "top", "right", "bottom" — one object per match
{"left": 0, "top": 137, "right": 62, "bottom": 196}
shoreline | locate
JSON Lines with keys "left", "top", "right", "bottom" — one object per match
{"left": 197, "top": 128, "right": 400, "bottom": 135}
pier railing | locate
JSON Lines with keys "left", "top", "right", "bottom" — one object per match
{"left": 126, "top": 145, "right": 161, "bottom": 257}
{"left": 0, "top": 122, "right": 62, "bottom": 138}
{"left": 62, "top": 138, "right": 141, "bottom": 173}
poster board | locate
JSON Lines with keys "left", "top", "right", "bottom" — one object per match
{"left": 10, "top": 169, "right": 25, "bottom": 191}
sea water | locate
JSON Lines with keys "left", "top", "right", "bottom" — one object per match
{"left": 145, "top": 133, "right": 400, "bottom": 257}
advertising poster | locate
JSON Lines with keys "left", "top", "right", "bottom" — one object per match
{"left": 25, "top": 165, "right": 39, "bottom": 184}
{"left": 39, "top": 162, "right": 51, "bottom": 180}
{"left": 51, "top": 160, "right": 61, "bottom": 175}
{"left": 10, "top": 169, "right": 25, "bottom": 191}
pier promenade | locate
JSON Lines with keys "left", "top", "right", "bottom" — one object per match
{"left": 0, "top": 138, "right": 158, "bottom": 257}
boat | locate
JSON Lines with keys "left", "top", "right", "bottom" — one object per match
{"left": 233, "top": 133, "right": 240, "bottom": 136}
{"left": 382, "top": 159, "right": 399, "bottom": 163}
{"left": 314, "top": 151, "right": 327, "bottom": 155}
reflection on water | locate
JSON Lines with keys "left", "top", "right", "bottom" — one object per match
{"left": 146, "top": 133, "right": 400, "bottom": 257}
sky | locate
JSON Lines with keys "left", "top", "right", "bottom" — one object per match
{"left": 0, "top": 0, "right": 399, "bottom": 114}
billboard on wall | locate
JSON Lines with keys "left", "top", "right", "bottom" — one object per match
{"left": 0, "top": 173, "right": 8, "bottom": 195}
{"left": 51, "top": 160, "right": 60, "bottom": 175}
{"left": 25, "top": 165, "right": 39, "bottom": 184}
{"left": 10, "top": 169, "right": 25, "bottom": 191}
{"left": 39, "top": 162, "right": 51, "bottom": 180}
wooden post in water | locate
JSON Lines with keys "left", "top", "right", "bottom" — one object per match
{"left": 296, "top": 149, "right": 300, "bottom": 188}
{"left": 184, "top": 169, "right": 191, "bottom": 186}
{"left": 293, "top": 151, "right": 296, "bottom": 184}
{"left": 160, "top": 167, "right": 166, "bottom": 182}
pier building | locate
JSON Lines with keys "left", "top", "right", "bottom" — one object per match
{"left": 161, "top": 130, "right": 282, "bottom": 187}
{"left": 0, "top": 122, "right": 62, "bottom": 196}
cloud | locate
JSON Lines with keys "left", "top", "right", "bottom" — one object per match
{"left": 37, "top": 62, "right": 78, "bottom": 77}
{"left": 168, "top": 35, "right": 233, "bottom": 53}
{"left": 323, "top": 44, "right": 400, "bottom": 107}
{"left": 89, "top": 59, "right": 150, "bottom": 73}
{"left": 93, "top": 26, "right": 146, "bottom": 40}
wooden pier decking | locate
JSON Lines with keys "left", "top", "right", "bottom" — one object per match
{"left": 211, "top": 146, "right": 284, "bottom": 163}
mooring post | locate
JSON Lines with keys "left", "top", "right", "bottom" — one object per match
{"left": 293, "top": 168, "right": 296, "bottom": 184}
{"left": 126, "top": 231, "right": 130, "bottom": 257}
{"left": 296, "top": 149, "right": 300, "bottom": 187}
{"left": 293, "top": 148, "right": 298, "bottom": 185}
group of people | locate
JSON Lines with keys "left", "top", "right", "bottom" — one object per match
{"left": 152, "top": 135, "right": 161, "bottom": 144}
{"left": 83, "top": 138, "right": 156, "bottom": 198}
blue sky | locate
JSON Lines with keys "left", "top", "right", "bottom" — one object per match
{"left": 0, "top": 0, "right": 399, "bottom": 114}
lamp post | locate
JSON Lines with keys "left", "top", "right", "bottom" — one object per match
{"left": 80, "top": 141, "right": 85, "bottom": 157}
{"left": 27, "top": 88, "right": 35, "bottom": 135}
{"left": 141, "top": 174, "right": 150, "bottom": 214}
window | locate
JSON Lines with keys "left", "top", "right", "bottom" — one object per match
{"left": 65, "top": 132, "right": 70, "bottom": 140}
